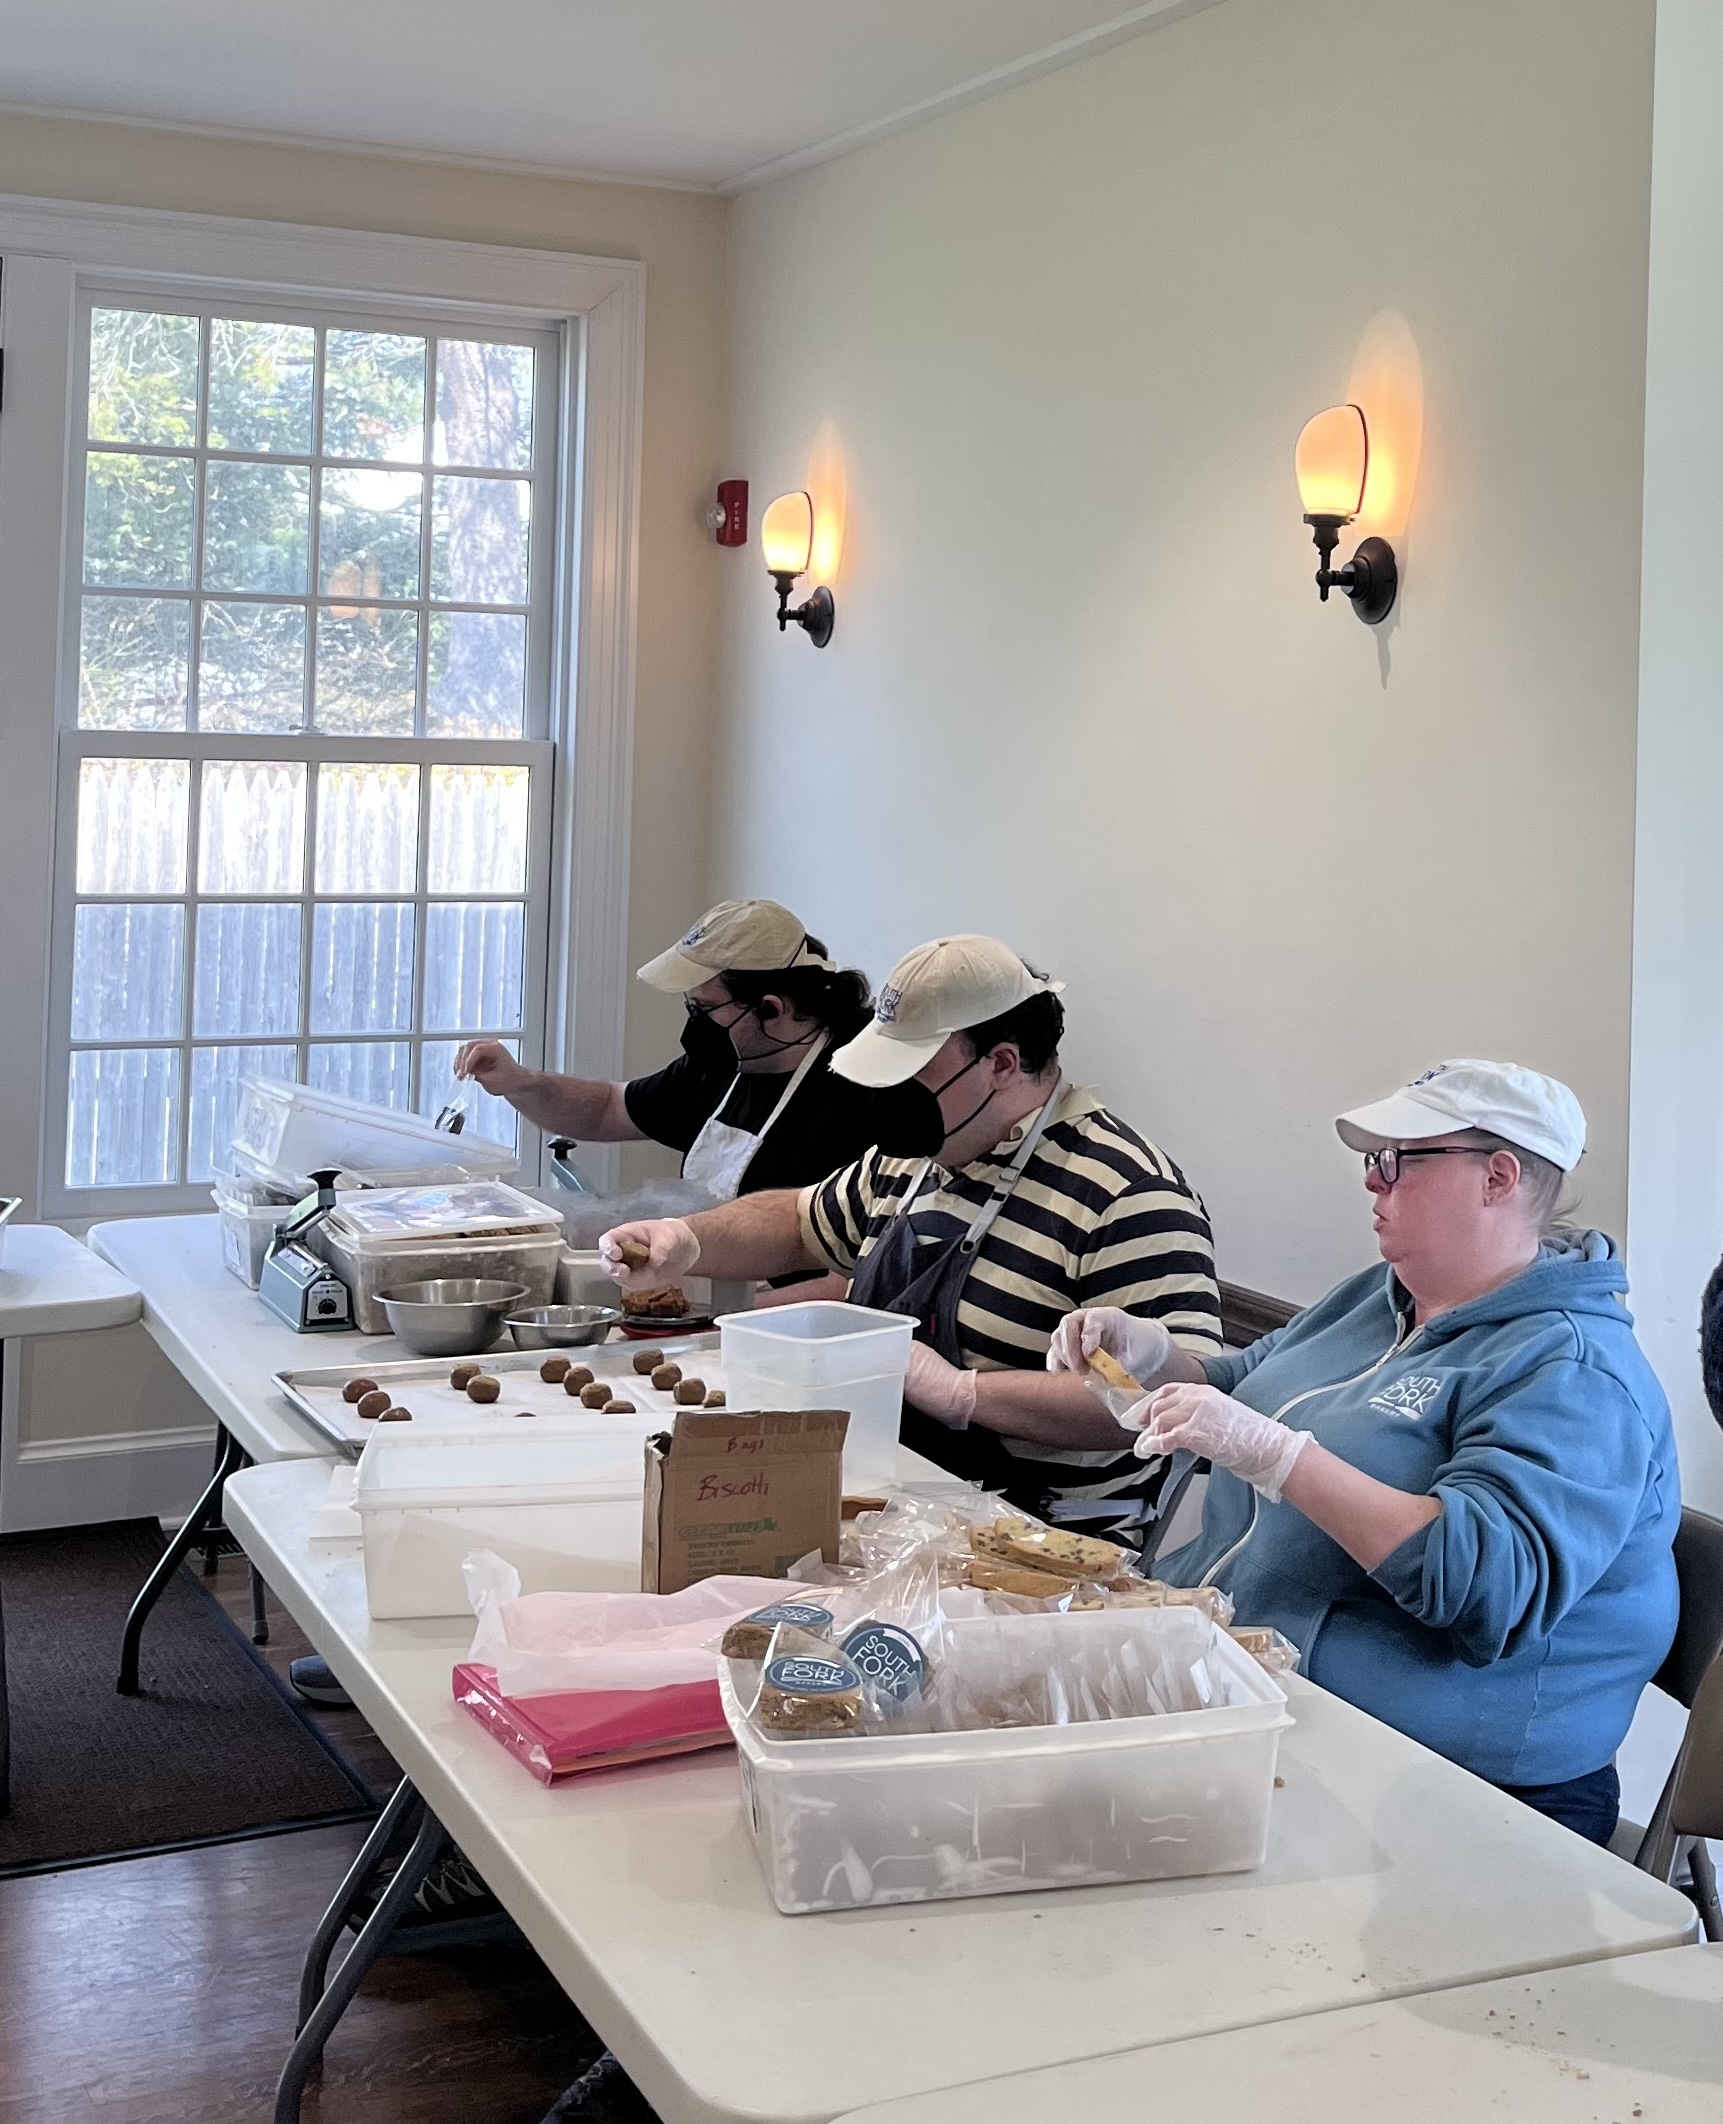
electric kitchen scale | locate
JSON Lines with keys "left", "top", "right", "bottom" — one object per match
{"left": 259, "top": 1168, "right": 353, "bottom": 1332}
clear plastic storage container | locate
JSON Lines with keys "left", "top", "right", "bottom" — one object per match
{"left": 353, "top": 1423, "right": 647, "bottom": 1618}
{"left": 231, "top": 1076, "right": 519, "bottom": 1188}
{"left": 721, "top": 1606, "right": 1292, "bottom": 1913}
{"left": 307, "top": 1181, "right": 565, "bottom": 1332}
{"left": 211, "top": 1178, "right": 289, "bottom": 1288}
{"left": 717, "top": 1301, "right": 914, "bottom": 1490}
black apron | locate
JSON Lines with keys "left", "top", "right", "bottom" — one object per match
{"left": 847, "top": 1083, "right": 1062, "bottom": 1494}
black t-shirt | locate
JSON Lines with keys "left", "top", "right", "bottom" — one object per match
{"left": 623, "top": 1046, "right": 903, "bottom": 1195}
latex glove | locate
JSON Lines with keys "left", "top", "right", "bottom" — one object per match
{"left": 454, "top": 1038, "right": 526, "bottom": 1097}
{"left": 1131, "top": 1381, "right": 1311, "bottom": 1501}
{"left": 598, "top": 1217, "right": 701, "bottom": 1292}
{"left": 903, "top": 1341, "right": 979, "bottom": 1430}
{"left": 1045, "top": 1306, "right": 1174, "bottom": 1421}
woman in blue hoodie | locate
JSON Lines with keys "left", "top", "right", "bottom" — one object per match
{"left": 1050, "top": 1059, "right": 1680, "bottom": 1843}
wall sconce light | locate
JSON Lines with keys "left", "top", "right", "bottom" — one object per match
{"left": 761, "top": 491, "right": 835, "bottom": 647}
{"left": 1295, "top": 404, "right": 1398, "bottom": 624}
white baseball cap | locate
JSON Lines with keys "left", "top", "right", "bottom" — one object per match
{"left": 637, "top": 899, "right": 835, "bottom": 994}
{"left": 830, "top": 935, "right": 1064, "bottom": 1087}
{"left": 1335, "top": 1059, "right": 1587, "bottom": 1172}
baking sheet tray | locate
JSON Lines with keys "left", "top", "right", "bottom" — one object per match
{"left": 275, "top": 1331, "right": 724, "bottom": 1456}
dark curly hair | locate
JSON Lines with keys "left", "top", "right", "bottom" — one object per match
{"left": 1700, "top": 1254, "right": 1723, "bottom": 1431}
{"left": 958, "top": 990, "right": 1065, "bottom": 1077}
{"left": 720, "top": 936, "right": 873, "bottom": 1045}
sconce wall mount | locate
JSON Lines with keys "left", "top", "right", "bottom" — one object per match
{"left": 760, "top": 490, "right": 835, "bottom": 648}
{"left": 1296, "top": 404, "right": 1398, "bottom": 625}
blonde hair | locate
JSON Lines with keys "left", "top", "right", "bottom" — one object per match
{"left": 1465, "top": 1130, "right": 1568, "bottom": 1234}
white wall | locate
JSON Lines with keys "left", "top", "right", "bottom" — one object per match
{"left": 714, "top": 0, "right": 1654, "bottom": 1304}
{"left": 0, "top": 111, "right": 728, "bottom": 1201}
{"left": 1626, "top": 0, "right": 1723, "bottom": 1517}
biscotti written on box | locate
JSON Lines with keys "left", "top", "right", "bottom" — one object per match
{"left": 641, "top": 1408, "right": 848, "bottom": 1594}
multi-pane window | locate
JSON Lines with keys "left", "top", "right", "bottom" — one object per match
{"left": 50, "top": 297, "right": 558, "bottom": 1204}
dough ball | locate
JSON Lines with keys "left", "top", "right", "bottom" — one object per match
{"left": 579, "top": 1381, "right": 611, "bottom": 1408}
{"left": 673, "top": 1378, "right": 707, "bottom": 1405}
{"left": 356, "top": 1389, "right": 391, "bottom": 1420}
{"left": 450, "top": 1364, "right": 481, "bottom": 1389}
{"left": 379, "top": 1406, "right": 412, "bottom": 1422}
{"left": 539, "top": 1355, "right": 571, "bottom": 1382}
{"left": 565, "top": 1366, "right": 594, "bottom": 1390}
{"left": 465, "top": 1375, "right": 501, "bottom": 1404}
{"left": 704, "top": 1389, "right": 727, "bottom": 1407}
{"left": 650, "top": 1364, "right": 682, "bottom": 1391}
{"left": 603, "top": 1400, "right": 636, "bottom": 1415}
{"left": 342, "top": 1377, "right": 379, "bottom": 1405}
{"left": 631, "top": 1347, "right": 666, "bottom": 1374}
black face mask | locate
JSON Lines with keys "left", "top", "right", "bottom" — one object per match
{"left": 870, "top": 1055, "right": 995, "bottom": 1160}
{"left": 680, "top": 1000, "right": 741, "bottom": 1071}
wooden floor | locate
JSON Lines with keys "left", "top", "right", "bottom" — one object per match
{"left": 0, "top": 1552, "right": 601, "bottom": 2124}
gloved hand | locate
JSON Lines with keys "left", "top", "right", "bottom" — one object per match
{"left": 903, "top": 1341, "right": 979, "bottom": 1429}
{"left": 1131, "top": 1382, "right": 1312, "bottom": 1501}
{"left": 597, "top": 1217, "right": 701, "bottom": 1292}
{"left": 1045, "top": 1306, "right": 1174, "bottom": 1421}
{"left": 454, "top": 1038, "right": 527, "bottom": 1096}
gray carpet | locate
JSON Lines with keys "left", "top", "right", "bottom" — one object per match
{"left": 0, "top": 1519, "right": 374, "bottom": 1877}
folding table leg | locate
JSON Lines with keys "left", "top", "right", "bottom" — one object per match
{"left": 296, "top": 1776, "right": 424, "bottom": 2030}
{"left": 274, "top": 1801, "right": 448, "bottom": 2124}
{"left": 115, "top": 1425, "right": 247, "bottom": 1695}
{"left": 249, "top": 1562, "right": 270, "bottom": 1645}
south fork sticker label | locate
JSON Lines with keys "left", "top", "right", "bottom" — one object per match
{"left": 841, "top": 1622, "right": 929, "bottom": 1703}
{"left": 744, "top": 1602, "right": 834, "bottom": 1632}
{"left": 764, "top": 1655, "right": 859, "bottom": 1696}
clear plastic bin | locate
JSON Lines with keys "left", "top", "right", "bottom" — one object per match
{"left": 722, "top": 1606, "right": 1292, "bottom": 1913}
{"left": 353, "top": 1423, "right": 647, "bottom": 1618}
{"left": 717, "top": 1301, "right": 914, "bottom": 1491}
{"left": 307, "top": 1180, "right": 565, "bottom": 1332}
{"left": 211, "top": 1180, "right": 289, "bottom": 1288}
{"left": 232, "top": 1076, "right": 518, "bottom": 1187}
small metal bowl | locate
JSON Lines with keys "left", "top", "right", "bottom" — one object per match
{"left": 376, "top": 1278, "right": 530, "bottom": 1356}
{"left": 505, "top": 1303, "right": 624, "bottom": 1350}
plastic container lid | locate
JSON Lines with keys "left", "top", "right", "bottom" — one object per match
{"left": 353, "top": 1423, "right": 642, "bottom": 1509}
{"left": 326, "top": 1181, "right": 563, "bottom": 1244}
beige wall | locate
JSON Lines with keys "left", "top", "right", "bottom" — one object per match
{"left": 715, "top": 0, "right": 1655, "bottom": 1303}
{"left": 1627, "top": 0, "right": 1723, "bottom": 1514}
{"left": 0, "top": 111, "right": 727, "bottom": 1146}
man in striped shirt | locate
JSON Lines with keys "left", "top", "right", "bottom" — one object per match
{"left": 600, "top": 935, "right": 1220, "bottom": 1528}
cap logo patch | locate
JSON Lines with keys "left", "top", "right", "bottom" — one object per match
{"left": 877, "top": 983, "right": 903, "bottom": 1025}
{"left": 679, "top": 920, "right": 709, "bottom": 949}
{"left": 1412, "top": 1064, "right": 1450, "bottom": 1086}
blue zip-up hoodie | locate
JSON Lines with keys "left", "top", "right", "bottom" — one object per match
{"left": 1158, "top": 1231, "right": 1680, "bottom": 1786}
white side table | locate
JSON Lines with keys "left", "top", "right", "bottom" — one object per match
{"left": 0, "top": 1224, "right": 142, "bottom": 1816}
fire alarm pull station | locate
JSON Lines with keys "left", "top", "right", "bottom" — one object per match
{"left": 708, "top": 480, "right": 748, "bottom": 547}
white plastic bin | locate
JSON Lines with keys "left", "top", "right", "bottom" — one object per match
{"left": 721, "top": 1606, "right": 1292, "bottom": 1913}
{"left": 353, "top": 1424, "right": 647, "bottom": 1618}
{"left": 717, "top": 1301, "right": 914, "bottom": 1491}
{"left": 232, "top": 1077, "right": 519, "bottom": 1187}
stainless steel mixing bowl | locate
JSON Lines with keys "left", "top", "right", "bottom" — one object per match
{"left": 505, "top": 1303, "right": 624, "bottom": 1349}
{"left": 375, "top": 1278, "right": 530, "bottom": 1356}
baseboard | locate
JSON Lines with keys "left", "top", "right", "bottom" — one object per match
{"left": 1, "top": 1418, "right": 216, "bottom": 1533}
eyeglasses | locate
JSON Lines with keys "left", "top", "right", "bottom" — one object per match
{"left": 1363, "top": 1145, "right": 1496, "bottom": 1187}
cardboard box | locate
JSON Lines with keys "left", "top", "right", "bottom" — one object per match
{"left": 642, "top": 1409, "right": 848, "bottom": 1595}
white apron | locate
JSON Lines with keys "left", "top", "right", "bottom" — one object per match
{"left": 681, "top": 1034, "right": 828, "bottom": 1204}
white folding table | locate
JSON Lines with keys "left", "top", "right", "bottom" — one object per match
{"left": 224, "top": 1457, "right": 1699, "bottom": 2124}
{"left": 832, "top": 1943, "right": 1723, "bottom": 2124}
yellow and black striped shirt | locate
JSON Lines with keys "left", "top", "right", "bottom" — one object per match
{"left": 798, "top": 1085, "right": 1221, "bottom": 1509}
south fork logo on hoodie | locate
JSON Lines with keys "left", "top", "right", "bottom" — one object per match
{"left": 1369, "top": 1373, "right": 1444, "bottom": 1419}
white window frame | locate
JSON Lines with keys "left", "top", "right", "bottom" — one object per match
{"left": 0, "top": 197, "right": 644, "bottom": 1227}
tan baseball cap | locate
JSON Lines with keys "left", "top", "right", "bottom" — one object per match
{"left": 831, "top": 935, "right": 1064, "bottom": 1087}
{"left": 637, "top": 899, "right": 835, "bottom": 993}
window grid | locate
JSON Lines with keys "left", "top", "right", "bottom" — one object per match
{"left": 50, "top": 290, "right": 560, "bottom": 1208}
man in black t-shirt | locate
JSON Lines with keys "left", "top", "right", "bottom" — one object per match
{"left": 455, "top": 897, "right": 898, "bottom": 1203}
